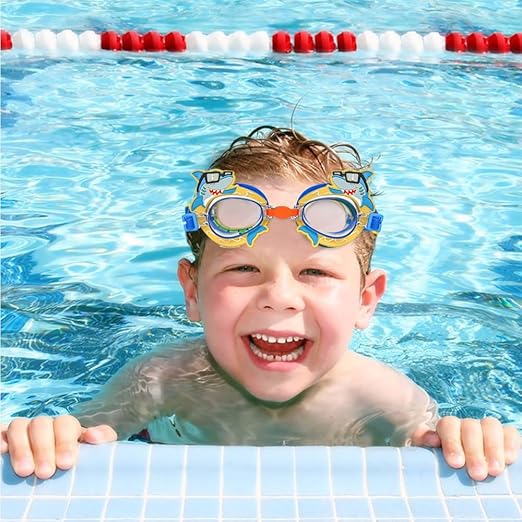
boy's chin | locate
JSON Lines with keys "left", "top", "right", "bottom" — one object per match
{"left": 244, "top": 382, "right": 308, "bottom": 406}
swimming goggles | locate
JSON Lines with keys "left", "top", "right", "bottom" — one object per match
{"left": 182, "top": 169, "right": 383, "bottom": 248}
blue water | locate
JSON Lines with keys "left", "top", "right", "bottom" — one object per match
{"left": 1, "top": 1, "right": 521, "bottom": 429}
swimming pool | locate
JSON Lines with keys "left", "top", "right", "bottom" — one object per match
{"left": 1, "top": 0, "right": 521, "bottom": 520}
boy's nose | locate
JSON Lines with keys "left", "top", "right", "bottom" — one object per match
{"left": 256, "top": 273, "right": 305, "bottom": 312}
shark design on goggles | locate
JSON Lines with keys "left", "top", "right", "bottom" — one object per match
{"left": 182, "top": 169, "right": 383, "bottom": 248}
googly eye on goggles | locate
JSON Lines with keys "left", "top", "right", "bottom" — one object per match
{"left": 182, "top": 169, "right": 383, "bottom": 248}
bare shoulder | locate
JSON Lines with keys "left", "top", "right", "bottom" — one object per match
{"left": 338, "top": 351, "right": 433, "bottom": 408}
{"left": 129, "top": 336, "right": 215, "bottom": 382}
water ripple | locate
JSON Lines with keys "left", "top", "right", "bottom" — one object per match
{"left": 1, "top": 19, "right": 521, "bottom": 426}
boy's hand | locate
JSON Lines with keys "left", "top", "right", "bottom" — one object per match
{"left": 1, "top": 416, "right": 117, "bottom": 479}
{"left": 412, "top": 416, "right": 521, "bottom": 481}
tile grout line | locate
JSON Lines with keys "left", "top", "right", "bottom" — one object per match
{"left": 256, "top": 447, "right": 261, "bottom": 522}
{"left": 363, "top": 448, "right": 377, "bottom": 522}
{"left": 472, "top": 473, "right": 489, "bottom": 521}
{"left": 178, "top": 445, "right": 189, "bottom": 522}
{"left": 62, "top": 453, "right": 79, "bottom": 520}
{"left": 99, "top": 443, "right": 116, "bottom": 522}
{"left": 139, "top": 443, "right": 153, "bottom": 522}
{"left": 433, "top": 449, "right": 452, "bottom": 522}
{"left": 475, "top": 492, "right": 489, "bottom": 521}
{"left": 506, "top": 464, "right": 522, "bottom": 518}
{"left": 218, "top": 446, "right": 224, "bottom": 522}
{"left": 20, "top": 472, "right": 37, "bottom": 521}
{"left": 326, "top": 447, "right": 339, "bottom": 522}
{"left": 292, "top": 446, "right": 298, "bottom": 522}
{"left": 397, "top": 447, "right": 414, "bottom": 522}
{"left": 469, "top": 454, "right": 489, "bottom": 521}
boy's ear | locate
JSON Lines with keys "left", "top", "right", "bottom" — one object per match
{"left": 355, "top": 269, "right": 386, "bottom": 330}
{"left": 177, "top": 258, "right": 201, "bottom": 322}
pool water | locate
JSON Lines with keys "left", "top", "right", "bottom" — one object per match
{"left": 1, "top": 1, "right": 521, "bottom": 432}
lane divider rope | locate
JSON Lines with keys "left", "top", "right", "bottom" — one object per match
{"left": 1, "top": 29, "right": 521, "bottom": 54}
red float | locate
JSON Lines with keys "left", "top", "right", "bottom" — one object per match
{"left": 101, "top": 31, "right": 122, "bottom": 51}
{"left": 272, "top": 31, "right": 292, "bottom": 53}
{"left": 337, "top": 31, "right": 357, "bottom": 51}
{"left": 466, "top": 32, "right": 488, "bottom": 53}
{"left": 446, "top": 32, "right": 467, "bottom": 52}
{"left": 121, "top": 31, "right": 144, "bottom": 51}
{"left": 294, "top": 31, "right": 314, "bottom": 53}
{"left": 487, "top": 32, "right": 510, "bottom": 53}
{"left": 165, "top": 31, "right": 186, "bottom": 52}
{"left": 314, "top": 31, "right": 336, "bottom": 52}
{"left": 143, "top": 31, "right": 165, "bottom": 51}
{"left": 510, "top": 33, "right": 522, "bottom": 53}
{"left": 2, "top": 28, "right": 522, "bottom": 54}
{"left": 1, "top": 29, "right": 12, "bottom": 50}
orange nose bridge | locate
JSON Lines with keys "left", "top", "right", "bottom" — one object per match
{"left": 266, "top": 206, "right": 299, "bottom": 219}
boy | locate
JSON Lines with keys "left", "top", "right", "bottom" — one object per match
{"left": 2, "top": 126, "right": 520, "bottom": 481}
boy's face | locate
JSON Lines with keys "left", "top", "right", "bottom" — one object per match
{"left": 178, "top": 178, "right": 386, "bottom": 404}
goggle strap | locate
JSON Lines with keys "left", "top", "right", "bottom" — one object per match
{"left": 299, "top": 182, "right": 329, "bottom": 199}
{"left": 183, "top": 208, "right": 200, "bottom": 232}
{"left": 365, "top": 212, "right": 383, "bottom": 232}
{"left": 236, "top": 182, "right": 269, "bottom": 200}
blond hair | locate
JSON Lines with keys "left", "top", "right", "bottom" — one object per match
{"left": 186, "top": 126, "right": 378, "bottom": 276}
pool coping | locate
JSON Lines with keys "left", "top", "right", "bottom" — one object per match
{"left": 2, "top": 443, "right": 521, "bottom": 521}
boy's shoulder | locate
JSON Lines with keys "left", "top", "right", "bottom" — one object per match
{"left": 328, "top": 351, "right": 439, "bottom": 434}
{"left": 134, "top": 336, "right": 212, "bottom": 379}
{"left": 331, "top": 351, "right": 434, "bottom": 411}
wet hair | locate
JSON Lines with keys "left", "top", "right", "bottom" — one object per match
{"left": 186, "top": 126, "right": 378, "bottom": 278}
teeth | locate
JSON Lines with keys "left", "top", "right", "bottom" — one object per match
{"left": 251, "top": 333, "right": 304, "bottom": 344}
{"left": 248, "top": 339, "right": 305, "bottom": 362}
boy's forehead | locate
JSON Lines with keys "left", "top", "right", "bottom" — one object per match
{"left": 203, "top": 226, "right": 357, "bottom": 265}
{"left": 236, "top": 166, "right": 324, "bottom": 186}
{"left": 247, "top": 178, "right": 312, "bottom": 205}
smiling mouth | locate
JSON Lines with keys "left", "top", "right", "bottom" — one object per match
{"left": 247, "top": 333, "right": 307, "bottom": 362}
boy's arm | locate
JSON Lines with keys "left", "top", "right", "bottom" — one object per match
{"left": 382, "top": 367, "right": 522, "bottom": 479}
{"left": 1, "top": 354, "right": 161, "bottom": 479}
{"left": 75, "top": 338, "right": 210, "bottom": 438}
{"left": 73, "top": 352, "right": 167, "bottom": 440}
{"left": 350, "top": 354, "right": 520, "bottom": 480}
{"left": 2, "top": 345, "right": 186, "bottom": 479}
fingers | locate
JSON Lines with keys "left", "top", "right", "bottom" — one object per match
{"left": 80, "top": 425, "right": 118, "bottom": 444}
{"left": 437, "top": 416, "right": 520, "bottom": 481}
{"left": 481, "top": 417, "right": 505, "bottom": 476}
{"left": 28, "top": 416, "right": 58, "bottom": 479}
{"left": 7, "top": 418, "right": 37, "bottom": 478}
{"left": 5, "top": 415, "right": 97, "bottom": 479}
{"left": 53, "top": 416, "right": 83, "bottom": 471}
{"left": 504, "top": 425, "right": 521, "bottom": 465}
{"left": 437, "top": 416, "right": 467, "bottom": 469}
{"left": 460, "top": 419, "right": 488, "bottom": 480}
{"left": 411, "top": 428, "right": 441, "bottom": 448}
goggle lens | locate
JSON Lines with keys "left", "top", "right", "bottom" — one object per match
{"left": 302, "top": 198, "right": 358, "bottom": 238}
{"left": 208, "top": 197, "right": 264, "bottom": 235}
